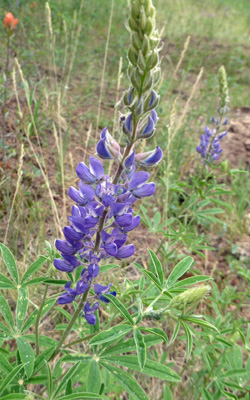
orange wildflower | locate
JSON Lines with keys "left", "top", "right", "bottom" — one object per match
{"left": 4, "top": 12, "right": 18, "bottom": 31}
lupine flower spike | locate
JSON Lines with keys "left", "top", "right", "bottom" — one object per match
{"left": 53, "top": 0, "right": 163, "bottom": 325}
{"left": 197, "top": 66, "right": 229, "bottom": 163}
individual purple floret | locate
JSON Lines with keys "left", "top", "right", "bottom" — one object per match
{"left": 84, "top": 302, "right": 99, "bottom": 325}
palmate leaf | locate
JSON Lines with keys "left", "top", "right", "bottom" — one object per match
{"left": 181, "top": 316, "right": 219, "bottom": 333}
{"left": 0, "top": 293, "right": 15, "bottom": 332}
{"left": 58, "top": 393, "right": 102, "bottom": 400}
{"left": 53, "top": 362, "right": 81, "bottom": 398}
{"left": 100, "top": 362, "right": 150, "bottom": 400}
{"left": 0, "top": 273, "right": 16, "bottom": 289}
{"left": 21, "top": 299, "right": 56, "bottom": 333}
{"left": 166, "top": 256, "right": 193, "bottom": 288}
{"left": 172, "top": 275, "right": 213, "bottom": 289}
{"left": 101, "top": 355, "right": 180, "bottom": 382}
{"left": 148, "top": 250, "right": 164, "bottom": 286}
{"left": 21, "top": 256, "right": 47, "bottom": 283}
{"left": 101, "top": 334, "right": 163, "bottom": 357}
{"left": 89, "top": 325, "right": 133, "bottom": 346}
{"left": 16, "top": 287, "right": 28, "bottom": 331}
{"left": 138, "top": 327, "right": 168, "bottom": 344}
{"left": 103, "top": 294, "right": 134, "bottom": 325}
{"left": 0, "top": 395, "right": 26, "bottom": 400}
{"left": 45, "top": 360, "right": 53, "bottom": 400}
{"left": 23, "top": 334, "right": 58, "bottom": 347}
{"left": 181, "top": 322, "right": 193, "bottom": 360}
{"left": 0, "top": 243, "right": 19, "bottom": 285}
{"left": 0, "top": 353, "right": 12, "bottom": 374}
{"left": 202, "top": 388, "right": 213, "bottom": 400}
{"left": 134, "top": 328, "right": 146, "bottom": 371}
{"left": 134, "top": 262, "right": 162, "bottom": 291}
{"left": 168, "top": 322, "right": 180, "bottom": 346}
{"left": 17, "top": 337, "right": 35, "bottom": 379}
{"left": 0, "top": 364, "right": 24, "bottom": 395}
{"left": 87, "top": 361, "right": 101, "bottom": 394}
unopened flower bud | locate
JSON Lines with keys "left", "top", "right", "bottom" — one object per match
{"left": 170, "top": 285, "right": 210, "bottom": 312}
{"left": 218, "top": 65, "right": 229, "bottom": 111}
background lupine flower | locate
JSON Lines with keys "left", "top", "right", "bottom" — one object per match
{"left": 53, "top": 0, "right": 163, "bottom": 325}
{"left": 4, "top": 12, "right": 18, "bottom": 31}
{"left": 197, "top": 65, "right": 229, "bottom": 163}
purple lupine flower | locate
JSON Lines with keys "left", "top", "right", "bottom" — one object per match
{"left": 76, "top": 156, "right": 104, "bottom": 184}
{"left": 84, "top": 302, "right": 99, "bottom": 325}
{"left": 54, "top": 255, "right": 80, "bottom": 272}
{"left": 96, "top": 128, "right": 121, "bottom": 160}
{"left": 135, "top": 146, "right": 163, "bottom": 167}
{"left": 58, "top": 281, "right": 89, "bottom": 304}
{"left": 94, "top": 283, "right": 116, "bottom": 303}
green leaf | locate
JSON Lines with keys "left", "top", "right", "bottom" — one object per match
{"left": 99, "top": 264, "right": 120, "bottom": 273}
{"left": 134, "top": 263, "right": 162, "bottom": 290}
{"left": 101, "top": 334, "right": 163, "bottom": 357}
{"left": 148, "top": 250, "right": 164, "bottom": 286}
{"left": 181, "top": 322, "right": 193, "bottom": 360}
{"left": 103, "top": 294, "right": 134, "bottom": 325}
{"left": 16, "top": 288, "right": 28, "bottom": 331}
{"left": 65, "top": 379, "right": 73, "bottom": 395}
{"left": 23, "top": 334, "right": 58, "bottom": 347}
{"left": 142, "top": 270, "right": 162, "bottom": 291}
{"left": 221, "top": 390, "right": 238, "bottom": 399}
{"left": 222, "top": 368, "right": 247, "bottom": 378}
{"left": 21, "top": 299, "right": 56, "bottom": 333}
{"left": 134, "top": 328, "right": 146, "bottom": 371}
{"left": 22, "top": 277, "right": 47, "bottom": 287}
{"left": 0, "top": 292, "right": 15, "bottom": 332}
{"left": 0, "top": 353, "right": 12, "bottom": 374}
{"left": 0, "top": 395, "right": 26, "bottom": 400}
{"left": 33, "top": 347, "right": 57, "bottom": 374}
{"left": 0, "top": 364, "right": 24, "bottom": 394}
{"left": 139, "top": 327, "right": 168, "bottom": 344}
{"left": 100, "top": 362, "right": 150, "bottom": 400}
{"left": 21, "top": 256, "right": 47, "bottom": 283}
{"left": 172, "top": 275, "right": 213, "bottom": 288}
{"left": 202, "top": 389, "right": 213, "bottom": 400}
{"left": 102, "top": 355, "right": 180, "bottom": 382}
{"left": 59, "top": 354, "right": 92, "bottom": 364}
{"left": 87, "top": 361, "right": 101, "bottom": 394}
{"left": 58, "top": 393, "right": 102, "bottom": 400}
{"left": 0, "top": 243, "right": 19, "bottom": 285}
{"left": 44, "top": 279, "right": 69, "bottom": 285}
{"left": 17, "top": 337, "right": 35, "bottom": 378}
{"left": 54, "top": 362, "right": 81, "bottom": 398}
{"left": 0, "top": 321, "right": 12, "bottom": 334}
{"left": 45, "top": 360, "right": 53, "bottom": 400}
{"left": 181, "top": 316, "right": 219, "bottom": 333}
{"left": 169, "top": 322, "right": 180, "bottom": 346}
{"left": 164, "top": 385, "right": 173, "bottom": 400}
{"left": 89, "top": 325, "right": 133, "bottom": 346}
{"left": 166, "top": 257, "right": 193, "bottom": 288}
{"left": 0, "top": 273, "right": 16, "bottom": 289}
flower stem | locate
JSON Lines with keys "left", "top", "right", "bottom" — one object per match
{"left": 35, "top": 284, "right": 49, "bottom": 356}
{"left": 2, "top": 35, "right": 10, "bottom": 171}
{"left": 49, "top": 288, "right": 90, "bottom": 361}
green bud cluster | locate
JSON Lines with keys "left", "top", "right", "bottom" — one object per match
{"left": 124, "top": 0, "right": 161, "bottom": 115}
{"left": 169, "top": 285, "right": 210, "bottom": 312}
{"left": 144, "top": 307, "right": 165, "bottom": 320}
{"left": 218, "top": 65, "right": 229, "bottom": 111}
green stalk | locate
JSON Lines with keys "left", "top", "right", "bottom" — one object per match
{"left": 2, "top": 35, "right": 10, "bottom": 171}
{"left": 49, "top": 288, "right": 90, "bottom": 361}
{"left": 35, "top": 284, "right": 49, "bottom": 356}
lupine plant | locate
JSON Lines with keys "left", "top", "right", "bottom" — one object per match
{"left": 1, "top": 1, "right": 245, "bottom": 400}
